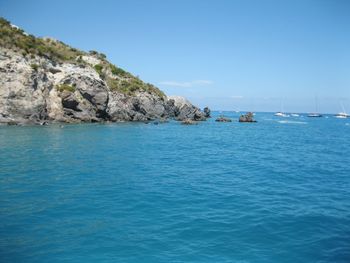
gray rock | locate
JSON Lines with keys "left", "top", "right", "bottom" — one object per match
{"left": 239, "top": 112, "right": 257, "bottom": 122}
{"left": 106, "top": 92, "right": 134, "bottom": 121}
{"left": 181, "top": 119, "right": 198, "bottom": 125}
{"left": 132, "top": 112, "right": 148, "bottom": 122}
{"left": 0, "top": 54, "right": 50, "bottom": 124}
{"left": 167, "top": 96, "right": 206, "bottom": 121}
{"left": 164, "top": 99, "right": 178, "bottom": 117}
{"left": 0, "top": 47, "right": 207, "bottom": 124}
{"left": 132, "top": 91, "right": 166, "bottom": 120}
{"left": 203, "top": 107, "right": 211, "bottom": 118}
{"left": 215, "top": 116, "right": 232, "bottom": 122}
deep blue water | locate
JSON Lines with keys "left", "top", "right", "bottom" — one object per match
{"left": 1, "top": 112, "right": 350, "bottom": 263}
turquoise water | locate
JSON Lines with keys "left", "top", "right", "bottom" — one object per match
{"left": 1, "top": 112, "right": 350, "bottom": 263}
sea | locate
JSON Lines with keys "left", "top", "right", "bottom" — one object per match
{"left": 1, "top": 112, "right": 350, "bottom": 263}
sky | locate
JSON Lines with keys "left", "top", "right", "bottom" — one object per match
{"left": 1, "top": 0, "right": 350, "bottom": 113}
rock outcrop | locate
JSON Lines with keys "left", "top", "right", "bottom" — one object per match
{"left": 181, "top": 119, "right": 198, "bottom": 125}
{"left": 0, "top": 18, "right": 207, "bottom": 125}
{"left": 215, "top": 116, "right": 232, "bottom": 122}
{"left": 203, "top": 107, "right": 211, "bottom": 118}
{"left": 167, "top": 96, "right": 206, "bottom": 121}
{"left": 239, "top": 112, "right": 257, "bottom": 122}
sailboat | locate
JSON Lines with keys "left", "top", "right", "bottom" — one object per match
{"left": 274, "top": 101, "right": 289, "bottom": 117}
{"left": 335, "top": 113, "right": 349, "bottom": 118}
{"left": 334, "top": 102, "right": 349, "bottom": 118}
{"left": 308, "top": 96, "right": 323, "bottom": 117}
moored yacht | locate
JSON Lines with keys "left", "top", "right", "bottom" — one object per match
{"left": 274, "top": 101, "right": 289, "bottom": 117}
{"left": 334, "top": 112, "right": 349, "bottom": 118}
{"left": 308, "top": 96, "right": 322, "bottom": 118}
{"left": 334, "top": 102, "right": 349, "bottom": 118}
{"left": 307, "top": 113, "right": 323, "bottom": 117}
{"left": 274, "top": 112, "right": 289, "bottom": 117}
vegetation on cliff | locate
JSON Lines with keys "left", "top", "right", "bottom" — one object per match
{"left": 0, "top": 17, "right": 165, "bottom": 98}
{"left": 0, "top": 17, "right": 83, "bottom": 62}
{"left": 56, "top": 84, "right": 76, "bottom": 93}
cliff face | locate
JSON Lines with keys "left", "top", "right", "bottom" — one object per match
{"left": 0, "top": 18, "right": 206, "bottom": 124}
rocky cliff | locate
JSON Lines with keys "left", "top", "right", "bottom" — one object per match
{"left": 0, "top": 18, "right": 206, "bottom": 125}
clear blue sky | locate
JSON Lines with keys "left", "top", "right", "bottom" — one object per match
{"left": 1, "top": 0, "right": 349, "bottom": 113}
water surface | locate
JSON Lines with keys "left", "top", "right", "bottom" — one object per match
{"left": 1, "top": 112, "right": 350, "bottom": 262}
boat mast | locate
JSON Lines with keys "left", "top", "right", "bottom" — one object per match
{"left": 340, "top": 101, "right": 346, "bottom": 114}
{"left": 281, "top": 100, "right": 284, "bottom": 113}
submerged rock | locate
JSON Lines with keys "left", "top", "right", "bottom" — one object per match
{"left": 239, "top": 112, "right": 257, "bottom": 122}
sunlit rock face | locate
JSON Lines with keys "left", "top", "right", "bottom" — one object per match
{"left": 0, "top": 18, "right": 207, "bottom": 125}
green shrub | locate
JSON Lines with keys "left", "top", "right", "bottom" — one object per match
{"left": 106, "top": 77, "right": 165, "bottom": 98}
{"left": 106, "top": 78, "right": 120, "bottom": 91}
{"left": 76, "top": 55, "right": 83, "bottom": 64}
{"left": 94, "top": 64, "right": 103, "bottom": 72}
{"left": 56, "top": 84, "right": 75, "bottom": 92}
{"left": 94, "top": 64, "right": 105, "bottom": 78}
{"left": 89, "top": 50, "right": 98, "bottom": 55}
{"left": 0, "top": 17, "right": 84, "bottom": 64}
{"left": 145, "top": 83, "right": 166, "bottom": 99}
{"left": 30, "top": 64, "right": 39, "bottom": 71}
{"left": 110, "top": 64, "right": 130, "bottom": 77}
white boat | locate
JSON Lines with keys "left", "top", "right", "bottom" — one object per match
{"left": 334, "top": 102, "right": 349, "bottom": 118}
{"left": 334, "top": 112, "right": 349, "bottom": 118}
{"left": 274, "top": 112, "right": 289, "bottom": 117}
{"left": 291, "top": 113, "right": 300, "bottom": 117}
{"left": 308, "top": 113, "right": 323, "bottom": 117}
{"left": 274, "top": 101, "right": 289, "bottom": 117}
{"left": 308, "top": 96, "right": 322, "bottom": 118}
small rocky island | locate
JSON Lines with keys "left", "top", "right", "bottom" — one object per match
{"left": 239, "top": 112, "right": 257, "bottom": 122}
{"left": 215, "top": 116, "right": 232, "bottom": 122}
{"left": 0, "top": 18, "right": 208, "bottom": 125}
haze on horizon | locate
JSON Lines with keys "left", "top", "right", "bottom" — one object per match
{"left": 1, "top": 0, "right": 349, "bottom": 113}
